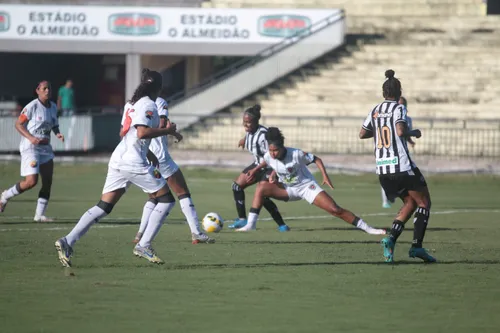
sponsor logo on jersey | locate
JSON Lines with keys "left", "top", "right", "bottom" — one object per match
{"left": 287, "top": 167, "right": 293, "bottom": 173}
{"left": 373, "top": 111, "right": 393, "bottom": 118}
{"left": 0, "top": 12, "right": 10, "bottom": 32}
{"left": 257, "top": 15, "right": 311, "bottom": 38}
{"left": 376, "top": 157, "right": 399, "bottom": 166}
{"left": 108, "top": 13, "right": 161, "bottom": 36}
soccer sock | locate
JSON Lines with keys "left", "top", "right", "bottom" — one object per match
{"left": 412, "top": 207, "right": 430, "bottom": 248}
{"left": 2, "top": 183, "right": 23, "bottom": 203}
{"left": 179, "top": 194, "right": 201, "bottom": 234}
{"left": 389, "top": 219, "right": 405, "bottom": 242}
{"left": 245, "top": 207, "right": 261, "bottom": 229}
{"left": 139, "top": 202, "right": 173, "bottom": 248}
{"left": 65, "top": 206, "right": 108, "bottom": 247}
{"left": 35, "top": 198, "right": 49, "bottom": 217}
{"left": 352, "top": 217, "right": 371, "bottom": 232}
{"left": 262, "top": 198, "right": 286, "bottom": 226}
{"left": 232, "top": 182, "right": 246, "bottom": 219}
{"left": 139, "top": 199, "right": 157, "bottom": 234}
{"left": 381, "top": 187, "right": 389, "bottom": 204}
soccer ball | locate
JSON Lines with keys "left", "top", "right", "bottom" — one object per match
{"left": 202, "top": 212, "right": 224, "bottom": 233}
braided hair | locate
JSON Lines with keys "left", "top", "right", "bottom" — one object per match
{"left": 130, "top": 68, "right": 163, "bottom": 105}
{"left": 265, "top": 127, "right": 285, "bottom": 148}
{"left": 382, "top": 69, "right": 402, "bottom": 101}
{"left": 244, "top": 104, "right": 261, "bottom": 122}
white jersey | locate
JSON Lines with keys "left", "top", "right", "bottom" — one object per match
{"left": 111, "top": 96, "right": 158, "bottom": 173}
{"left": 263, "top": 147, "right": 316, "bottom": 186}
{"left": 362, "top": 100, "right": 416, "bottom": 175}
{"left": 149, "top": 97, "right": 173, "bottom": 164}
{"left": 19, "top": 99, "right": 58, "bottom": 153}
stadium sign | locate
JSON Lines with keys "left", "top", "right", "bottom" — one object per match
{"left": 257, "top": 15, "right": 311, "bottom": 38}
{"left": 108, "top": 13, "right": 161, "bottom": 36}
{"left": 0, "top": 12, "right": 10, "bottom": 32}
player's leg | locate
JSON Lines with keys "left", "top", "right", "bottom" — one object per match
{"left": 133, "top": 196, "right": 158, "bottom": 244}
{"left": 311, "top": 191, "right": 386, "bottom": 235}
{"left": 406, "top": 169, "right": 435, "bottom": 262}
{"left": 259, "top": 169, "right": 288, "bottom": 230}
{"left": 166, "top": 168, "right": 214, "bottom": 244}
{"left": 236, "top": 182, "right": 289, "bottom": 232}
{"left": 0, "top": 152, "right": 40, "bottom": 212}
{"left": 381, "top": 186, "right": 392, "bottom": 208}
{"left": 34, "top": 159, "right": 54, "bottom": 222}
{"left": 229, "top": 164, "right": 258, "bottom": 229}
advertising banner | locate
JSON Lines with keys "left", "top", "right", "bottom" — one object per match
{"left": 0, "top": 5, "right": 339, "bottom": 44}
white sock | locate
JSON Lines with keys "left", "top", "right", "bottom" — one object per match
{"left": 138, "top": 202, "right": 174, "bottom": 248}
{"left": 381, "top": 187, "right": 389, "bottom": 205}
{"left": 355, "top": 218, "right": 369, "bottom": 232}
{"left": 179, "top": 197, "right": 201, "bottom": 234}
{"left": 2, "top": 184, "right": 20, "bottom": 203}
{"left": 35, "top": 198, "right": 49, "bottom": 217}
{"left": 65, "top": 206, "right": 107, "bottom": 247}
{"left": 245, "top": 212, "right": 259, "bottom": 229}
{"left": 139, "top": 200, "right": 156, "bottom": 234}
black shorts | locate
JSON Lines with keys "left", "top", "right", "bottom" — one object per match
{"left": 379, "top": 167, "right": 427, "bottom": 202}
{"left": 242, "top": 163, "right": 272, "bottom": 182}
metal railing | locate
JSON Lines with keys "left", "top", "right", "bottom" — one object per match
{"left": 164, "top": 10, "right": 345, "bottom": 107}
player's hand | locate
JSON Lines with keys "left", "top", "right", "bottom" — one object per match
{"left": 246, "top": 169, "right": 256, "bottom": 183}
{"left": 414, "top": 129, "right": 422, "bottom": 139}
{"left": 238, "top": 138, "right": 245, "bottom": 149}
{"left": 322, "top": 177, "right": 334, "bottom": 189}
{"left": 56, "top": 133, "right": 65, "bottom": 142}
{"left": 148, "top": 156, "right": 160, "bottom": 168}
{"left": 166, "top": 120, "right": 177, "bottom": 134}
{"left": 269, "top": 173, "right": 277, "bottom": 184}
{"left": 174, "top": 132, "right": 183, "bottom": 143}
{"left": 30, "top": 136, "right": 44, "bottom": 145}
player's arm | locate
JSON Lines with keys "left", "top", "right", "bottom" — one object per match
{"left": 312, "top": 155, "right": 334, "bottom": 189}
{"left": 160, "top": 116, "right": 183, "bottom": 142}
{"left": 246, "top": 161, "right": 268, "bottom": 183}
{"left": 359, "top": 113, "right": 374, "bottom": 139}
{"left": 15, "top": 110, "right": 44, "bottom": 145}
{"left": 396, "top": 123, "right": 421, "bottom": 139}
{"left": 52, "top": 126, "right": 65, "bottom": 142}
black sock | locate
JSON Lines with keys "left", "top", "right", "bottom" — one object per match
{"left": 412, "top": 207, "right": 430, "bottom": 248}
{"left": 232, "top": 182, "right": 246, "bottom": 219}
{"left": 262, "top": 198, "right": 285, "bottom": 226}
{"left": 389, "top": 219, "right": 405, "bottom": 242}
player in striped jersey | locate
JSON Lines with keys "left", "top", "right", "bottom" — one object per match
{"left": 236, "top": 127, "right": 385, "bottom": 235}
{"left": 381, "top": 96, "right": 415, "bottom": 208}
{"left": 359, "top": 69, "right": 435, "bottom": 263}
{"left": 228, "top": 105, "right": 289, "bottom": 231}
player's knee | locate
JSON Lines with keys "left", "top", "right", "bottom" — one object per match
{"left": 157, "top": 191, "right": 176, "bottom": 204}
{"left": 23, "top": 176, "right": 38, "bottom": 189}
{"left": 232, "top": 182, "right": 244, "bottom": 193}
{"left": 97, "top": 200, "right": 114, "bottom": 214}
{"left": 148, "top": 197, "right": 158, "bottom": 205}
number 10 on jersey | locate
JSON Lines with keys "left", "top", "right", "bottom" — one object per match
{"left": 377, "top": 125, "right": 392, "bottom": 149}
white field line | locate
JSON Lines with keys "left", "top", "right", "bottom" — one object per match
{"left": 0, "top": 209, "right": 498, "bottom": 232}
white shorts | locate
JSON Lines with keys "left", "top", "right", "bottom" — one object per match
{"left": 158, "top": 158, "right": 179, "bottom": 179}
{"left": 102, "top": 165, "right": 166, "bottom": 194}
{"left": 285, "top": 181, "right": 324, "bottom": 204}
{"left": 20, "top": 149, "right": 54, "bottom": 176}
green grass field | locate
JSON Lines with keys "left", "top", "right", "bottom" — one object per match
{"left": 1, "top": 162, "right": 499, "bottom": 333}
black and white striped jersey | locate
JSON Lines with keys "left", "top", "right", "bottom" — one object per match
{"left": 245, "top": 125, "right": 268, "bottom": 165}
{"left": 362, "top": 100, "right": 416, "bottom": 175}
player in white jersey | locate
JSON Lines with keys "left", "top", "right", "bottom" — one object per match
{"left": 236, "top": 127, "right": 386, "bottom": 235}
{"left": 381, "top": 96, "right": 416, "bottom": 208}
{"left": 54, "top": 69, "right": 177, "bottom": 267}
{"left": 0, "top": 81, "right": 64, "bottom": 221}
{"left": 127, "top": 97, "right": 214, "bottom": 245}
{"left": 359, "top": 69, "right": 435, "bottom": 263}
{"left": 228, "top": 104, "right": 289, "bottom": 231}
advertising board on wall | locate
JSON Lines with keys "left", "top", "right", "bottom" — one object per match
{"left": 0, "top": 5, "right": 341, "bottom": 54}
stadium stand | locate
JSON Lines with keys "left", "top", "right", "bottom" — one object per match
{"left": 174, "top": 0, "right": 500, "bottom": 156}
